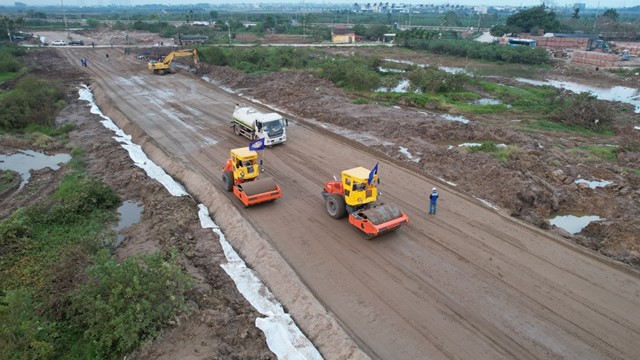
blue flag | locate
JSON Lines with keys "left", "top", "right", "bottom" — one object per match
{"left": 368, "top": 162, "right": 378, "bottom": 185}
{"left": 249, "top": 137, "right": 265, "bottom": 151}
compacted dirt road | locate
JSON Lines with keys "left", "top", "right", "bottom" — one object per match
{"left": 58, "top": 47, "right": 640, "bottom": 359}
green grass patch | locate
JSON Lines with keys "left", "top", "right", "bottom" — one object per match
{"left": 0, "top": 170, "right": 17, "bottom": 192}
{"left": 522, "top": 119, "right": 615, "bottom": 136}
{"left": 453, "top": 102, "right": 510, "bottom": 114}
{"left": 465, "top": 141, "right": 521, "bottom": 164}
{"left": 25, "top": 123, "right": 75, "bottom": 136}
{"left": 0, "top": 152, "right": 195, "bottom": 358}
{"left": 352, "top": 97, "right": 369, "bottom": 104}
{"left": 63, "top": 249, "right": 193, "bottom": 358}
{"left": 568, "top": 145, "right": 618, "bottom": 162}
{"left": 471, "top": 63, "right": 551, "bottom": 78}
{"left": 1, "top": 173, "right": 120, "bottom": 290}
{"left": 0, "top": 71, "right": 20, "bottom": 83}
{"left": 626, "top": 168, "right": 640, "bottom": 177}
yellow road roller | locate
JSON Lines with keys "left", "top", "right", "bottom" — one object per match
{"left": 222, "top": 147, "right": 281, "bottom": 207}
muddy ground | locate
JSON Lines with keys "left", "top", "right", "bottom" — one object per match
{"left": 2, "top": 29, "right": 640, "bottom": 357}
{"left": 204, "top": 49, "right": 640, "bottom": 267}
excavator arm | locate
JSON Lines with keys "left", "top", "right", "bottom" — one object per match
{"left": 148, "top": 49, "right": 199, "bottom": 74}
{"left": 161, "top": 49, "right": 198, "bottom": 66}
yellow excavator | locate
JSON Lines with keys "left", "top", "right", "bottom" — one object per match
{"left": 148, "top": 49, "right": 199, "bottom": 75}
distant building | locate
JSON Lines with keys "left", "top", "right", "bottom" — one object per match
{"left": 14, "top": 2, "right": 27, "bottom": 7}
{"left": 332, "top": 26, "right": 355, "bottom": 44}
{"left": 474, "top": 6, "right": 488, "bottom": 14}
{"left": 573, "top": 3, "right": 586, "bottom": 10}
{"left": 241, "top": 21, "right": 257, "bottom": 28}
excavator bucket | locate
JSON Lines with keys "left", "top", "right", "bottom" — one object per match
{"left": 233, "top": 177, "right": 281, "bottom": 207}
{"left": 348, "top": 203, "right": 409, "bottom": 238}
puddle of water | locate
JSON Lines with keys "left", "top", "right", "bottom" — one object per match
{"left": 112, "top": 200, "right": 144, "bottom": 247}
{"left": 574, "top": 179, "right": 612, "bottom": 188}
{"left": 378, "top": 66, "right": 405, "bottom": 73}
{"left": 398, "top": 146, "right": 421, "bottom": 163}
{"left": 439, "top": 66, "right": 472, "bottom": 75}
{"left": 515, "top": 77, "right": 640, "bottom": 113}
{"left": 442, "top": 141, "right": 507, "bottom": 149}
{"left": 376, "top": 79, "right": 411, "bottom": 93}
{"left": 471, "top": 98, "right": 502, "bottom": 105}
{"left": 382, "top": 58, "right": 474, "bottom": 75}
{"left": 441, "top": 114, "right": 470, "bottom": 124}
{"left": 548, "top": 214, "right": 602, "bottom": 234}
{"left": 0, "top": 150, "right": 71, "bottom": 190}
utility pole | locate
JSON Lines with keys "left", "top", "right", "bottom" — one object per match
{"left": 3, "top": 17, "right": 12, "bottom": 44}
{"left": 60, "top": 0, "right": 70, "bottom": 40}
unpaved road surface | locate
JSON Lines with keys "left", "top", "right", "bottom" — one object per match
{"left": 57, "top": 47, "right": 640, "bottom": 359}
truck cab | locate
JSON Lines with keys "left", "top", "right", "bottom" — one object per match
{"left": 232, "top": 105, "right": 287, "bottom": 146}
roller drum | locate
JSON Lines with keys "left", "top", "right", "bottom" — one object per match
{"left": 239, "top": 177, "right": 278, "bottom": 196}
{"left": 361, "top": 204, "right": 402, "bottom": 225}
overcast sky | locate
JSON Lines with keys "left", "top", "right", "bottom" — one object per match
{"left": 2, "top": 0, "right": 627, "bottom": 9}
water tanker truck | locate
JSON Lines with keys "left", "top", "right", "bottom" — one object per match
{"left": 222, "top": 147, "right": 281, "bottom": 207}
{"left": 232, "top": 104, "right": 287, "bottom": 146}
{"left": 322, "top": 166, "right": 409, "bottom": 238}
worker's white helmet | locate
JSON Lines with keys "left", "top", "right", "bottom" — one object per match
{"left": 432, "top": 187, "right": 436, "bottom": 191}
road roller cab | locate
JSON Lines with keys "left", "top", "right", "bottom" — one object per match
{"left": 322, "top": 166, "right": 409, "bottom": 238}
{"left": 222, "top": 147, "right": 281, "bottom": 207}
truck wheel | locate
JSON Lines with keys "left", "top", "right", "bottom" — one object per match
{"left": 222, "top": 170, "right": 234, "bottom": 192}
{"left": 234, "top": 125, "right": 240, "bottom": 136}
{"left": 326, "top": 194, "right": 347, "bottom": 219}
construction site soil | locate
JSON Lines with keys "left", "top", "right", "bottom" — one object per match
{"left": 2, "top": 30, "right": 640, "bottom": 359}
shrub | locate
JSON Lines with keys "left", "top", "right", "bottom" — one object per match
{"left": 0, "top": 289, "right": 57, "bottom": 360}
{"left": 37, "top": 174, "right": 120, "bottom": 224}
{"left": 407, "top": 66, "right": 469, "bottom": 93}
{"left": 317, "top": 55, "right": 381, "bottom": 90}
{"left": 345, "top": 65, "right": 380, "bottom": 91}
{"left": 0, "top": 212, "right": 33, "bottom": 263}
{"left": 405, "top": 39, "right": 549, "bottom": 65}
{"left": 67, "top": 250, "right": 193, "bottom": 358}
{"left": 0, "top": 75, "right": 66, "bottom": 131}
{"left": 198, "top": 46, "right": 311, "bottom": 73}
{"left": 549, "top": 92, "right": 614, "bottom": 131}
{"left": 198, "top": 46, "right": 228, "bottom": 66}
{"left": 0, "top": 56, "right": 22, "bottom": 73}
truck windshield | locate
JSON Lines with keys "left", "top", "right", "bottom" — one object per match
{"left": 263, "top": 120, "right": 284, "bottom": 133}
